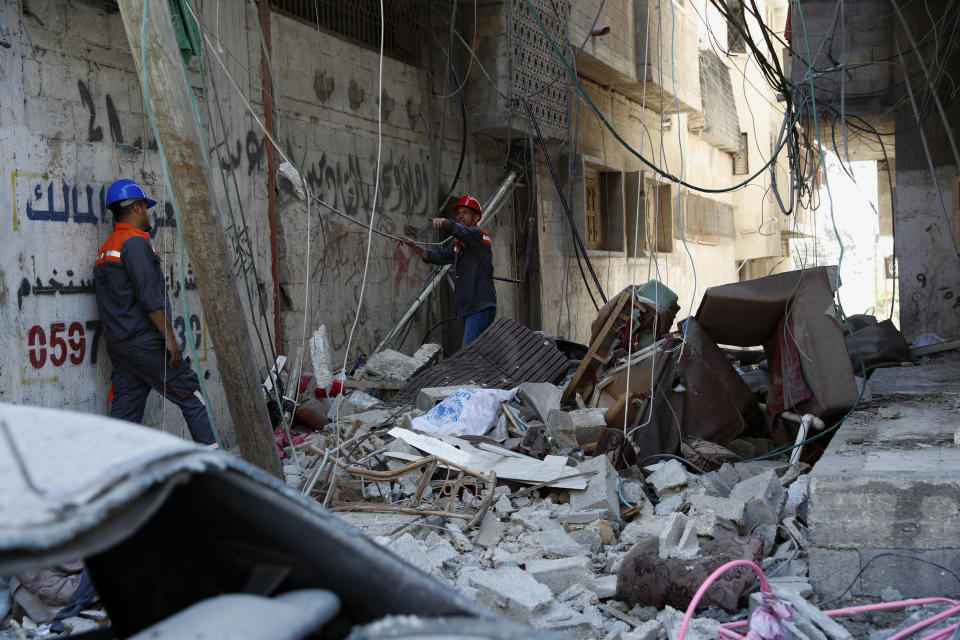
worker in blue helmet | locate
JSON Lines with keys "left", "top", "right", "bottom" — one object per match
{"left": 93, "top": 179, "right": 215, "bottom": 444}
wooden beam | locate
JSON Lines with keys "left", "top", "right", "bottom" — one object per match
{"left": 116, "top": 0, "right": 282, "bottom": 478}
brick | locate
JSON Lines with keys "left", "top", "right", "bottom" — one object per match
{"left": 569, "top": 454, "right": 621, "bottom": 519}
{"left": 526, "top": 555, "right": 593, "bottom": 595}
{"left": 469, "top": 566, "right": 553, "bottom": 624}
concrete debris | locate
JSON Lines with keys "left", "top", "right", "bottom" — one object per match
{"left": 309, "top": 325, "right": 333, "bottom": 389}
{"left": 526, "top": 556, "right": 594, "bottom": 595}
{"left": 415, "top": 386, "right": 467, "bottom": 412}
{"left": 357, "top": 344, "right": 441, "bottom": 382}
{"left": 568, "top": 454, "right": 621, "bottom": 519}
{"left": 645, "top": 460, "right": 692, "bottom": 495}
{"left": 468, "top": 566, "right": 553, "bottom": 624}
{"left": 546, "top": 408, "right": 607, "bottom": 446}
{"left": 516, "top": 381, "right": 563, "bottom": 422}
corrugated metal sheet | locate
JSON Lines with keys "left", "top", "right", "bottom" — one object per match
{"left": 389, "top": 318, "right": 572, "bottom": 405}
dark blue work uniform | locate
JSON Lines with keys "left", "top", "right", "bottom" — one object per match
{"left": 425, "top": 221, "right": 497, "bottom": 347}
{"left": 93, "top": 222, "right": 214, "bottom": 444}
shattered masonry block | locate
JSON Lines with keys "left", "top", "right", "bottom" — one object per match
{"left": 687, "top": 494, "right": 746, "bottom": 525}
{"left": 535, "top": 519, "right": 587, "bottom": 558}
{"left": 668, "top": 520, "right": 700, "bottom": 560}
{"left": 657, "top": 513, "right": 688, "bottom": 560}
{"left": 411, "top": 343, "right": 442, "bottom": 367}
{"left": 390, "top": 533, "right": 440, "bottom": 575}
{"left": 360, "top": 345, "right": 439, "bottom": 382}
{"left": 754, "top": 523, "right": 777, "bottom": 557}
{"left": 561, "top": 509, "right": 607, "bottom": 525}
{"left": 622, "top": 619, "right": 662, "bottom": 640}
{"left": 525, "top": 556, "right": 593, "bottom": 595}
{"left": 475, "top": 513, "right": 506, "bottom": 549}
{"left": 348, "top": 390, "right": 380, "bottom": 411}
{"left": 531, "top": 603, "right": 603, "bottom": 636}
{"left": 545, "top": 408, "right": 607, "bottom": 445}
{"left": 415, "top": 386, "right": 468, "bottom": 412}
{"left": 569, "top": 454, "right": 621, "bottom": 519}
{"left": 338, "top": 408, "right": 395, "bottom": 435}
{"left": 782, "top": 474, "right": 810, "bottom": 521}
{"left": 517, "top": 382, "right": 562, "bottom": 421}
{"left": 730, "top": 470, "right": 785, "bottom": 531}
{"left": 619, "top": 515, "right": 672, "bottom": 545}
{"left": 729, "top": 469, "right": 785, "bottom": 508}
{"left": 591, "top": 573, "right": 618, "bottom": 599}
{"left": 654, "top": 493, "right": 685, "bottom": 515}
{"left": 569, "top": 525, "right": 603, "bottom": 554}
{"left": 690, "top": 511, "right": 737, "bottom": 539}
{"left": 469, "top": 566, "right": 553, "bottom": 624}
{"left": 658, "top": 605, "right": 721, "bottom": 640}
{"left": 309, "top": 325, "right": 333, "bottom": 389}
{"left": 327, "top": 395, "right": 357, "bottom": 420}
{"left": 646, "top": 459, "right": 692, "bottom": 495}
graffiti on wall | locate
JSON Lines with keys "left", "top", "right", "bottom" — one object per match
{"left": 10, "top": 173, "right": 210, "bottom": 390}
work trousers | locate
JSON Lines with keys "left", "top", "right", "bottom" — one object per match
{"left": 462, "top": 307, "right": 496, "bottom": 348}
{"left": 107, "top": 334, "right": 215, "bottom": 444}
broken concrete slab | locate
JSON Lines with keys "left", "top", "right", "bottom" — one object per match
{"left": 729, "top": 470, "right": 785, "bottom": 531}
{"left": 569, "top": 454, "right": 621, "bottom": 519}
{"left": 415, "top": 386, "right": 468, "bottom": 412}
{"left": 621, "top": 619, "right": 662, "bottom": 640}
{"left": 653, "top": 493, "right": 685, "bottom": 516}
{"left": 620, "top": 516, "right": 672, "bottom": 545}
{"left": 475, "top": 513, "right": 506, "bottom": 549}
{"left": 782, "top": 474, "right": 810, "bottom": 520}
{"left": 646, "top": 459, "right": 692, "bottom": 495}
{"left": 518, "top": 382, "right": 563, "bottom": 422}
{"left": 469, "top": 566, "right": 553, "bottom": 624}
{"left": 546, "top": 408, "right": 607, "bottom": 445}
{"left": 359, "top": 344, "right": 440, "bottom": 382}
{"left": 658, "top": 604, "right": 720, "bottom": 640}
{"left": 591, "top": 573, "right": 618, "bottom": 599}
{"left": 657, "top": 513, "right": 687, "bottom": 559}
{"left": 526, "top": 556, "right": 594, "bottom": 595}
{"left": 533, "top": 519, "right": 588, "bottom": 558}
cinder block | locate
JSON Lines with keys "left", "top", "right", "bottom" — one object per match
{"left": 687, "top": 494, "right": 746, "bottom": 525}
{"left": 525, "top": 555, "right": 593, "bottom": 595}
{"left": 546, "top": 408, "right": 607, "bottom": 445}
{"left": 569, "top": 454, "right": 621, "bottom": 519}
{"left": 469, "top": 566, "right": 553, "bottom": 624}
{"left": 646, "top": 459, "right": 692, "bottom": 494}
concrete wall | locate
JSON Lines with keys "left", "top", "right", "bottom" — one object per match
{"left": 535, "top": 0, "right": 790, "bottom": 345}
{"left": 0, "top": 0, "right": 262, "bottom": 444}
{"left": 0, "top": 1, "right": 523, "bottom": 444}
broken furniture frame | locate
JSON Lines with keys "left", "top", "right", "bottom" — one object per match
{"left": 317, "top": 450, "right": 497, "bottom": 528}
{"left": 562, "top": 293, "right": 633, "bottom": 404}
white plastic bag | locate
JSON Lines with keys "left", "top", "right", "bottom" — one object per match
{"left": 410, "top": 388, "right": 518, "bottom": 437}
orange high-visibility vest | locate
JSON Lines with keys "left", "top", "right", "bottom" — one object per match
{"left": 94, "top": 223, "right": 157, "bottom": 268}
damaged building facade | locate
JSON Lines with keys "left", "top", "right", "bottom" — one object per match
{"left": 0, "top": 0, "right": 791, "bottom": 444}
{"left": 2, "top": 0, "right": 960, "bottom": 637}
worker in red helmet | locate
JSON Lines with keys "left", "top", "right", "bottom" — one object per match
{"left": 399, "top": 195, "right": 497, "bottom": 347}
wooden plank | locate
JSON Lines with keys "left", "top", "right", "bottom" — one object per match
{"left": 911, "top": 337, "right": 960, "bottom": 357}
{"left": 387, "top": 427, "right": 588, "bottom": 489}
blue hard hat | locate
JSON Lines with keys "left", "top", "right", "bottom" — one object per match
{"left": 105, "top": 179, "right": 157, "bottom": 209}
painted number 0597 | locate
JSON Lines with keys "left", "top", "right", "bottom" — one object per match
{"left": 27, "top": 321, "right": 103, "bottom": 369}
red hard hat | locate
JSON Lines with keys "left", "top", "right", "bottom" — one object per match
{"left": 452, "top": 195, "right": 482, "bottom": 219}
